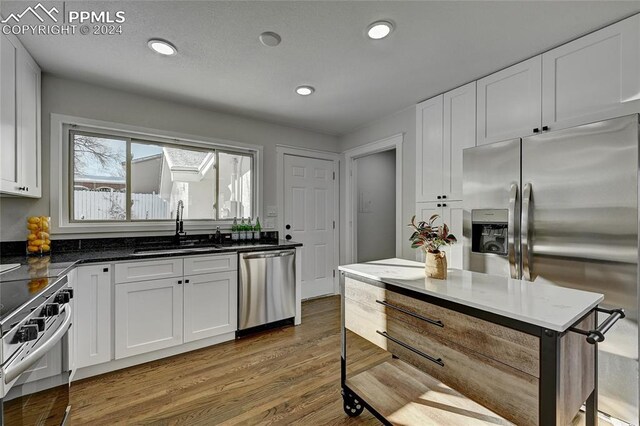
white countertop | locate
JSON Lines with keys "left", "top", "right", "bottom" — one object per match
{"left": 339, "top": 258, "right": 604, "bottom": 332}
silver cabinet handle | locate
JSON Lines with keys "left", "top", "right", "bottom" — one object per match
{"left": 4, "top": 304, "right": 72, "bottom": 384}
{"left": 507, "top": 183, "right": 519, "bottom": 279}
{"left": 376, "top": 330, "right": 444, "bottom": 367}
{"left": 522, "top": 183, "right": 533, "bottom": 281}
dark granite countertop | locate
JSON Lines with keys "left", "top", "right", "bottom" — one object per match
{"left": 0, "top": 238, "right": 301, "bottom": 283}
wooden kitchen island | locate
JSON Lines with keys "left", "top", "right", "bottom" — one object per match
{"left": 339, "top": 259, "right": 623, "bottom": 426}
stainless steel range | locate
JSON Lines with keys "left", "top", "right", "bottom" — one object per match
{"left": 0, "top": 274, "right": 73, "bottom": 425}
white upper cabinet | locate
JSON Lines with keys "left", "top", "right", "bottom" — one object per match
{"left": 0, "top": 33, "right": 41, "bottom": 197}
{"left": 416, "top": 83, "right": 476, "bottom": 203}
{"left": 476, "top": 56, "right": 542, "bottom": 146}
{"left": 443, "top": 82, "right": 476, "bottom": 201}
{"left": 416, "top": 95, "right": 444, "bottom": 202}
{"left": 1, "top": 35, "right": 19, "bottom": 193}
{"left": 542, "top": 14, "right": 640, "bottom": 131}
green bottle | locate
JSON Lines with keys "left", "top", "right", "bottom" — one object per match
{"left": 254, "top": 217, "right": 261, "bottom": 241}
{"left": 240, "top": 217, "right": 247, "bottom": 240}
{"left": 247, "top": 218, "right": 253, "bottom": 241}
{"left": 232, "top": 217, "right": 238, "bottom": 241}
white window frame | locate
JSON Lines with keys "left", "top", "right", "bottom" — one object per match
{"left": 51, "top": 114, "right": 263, "bottom": 235}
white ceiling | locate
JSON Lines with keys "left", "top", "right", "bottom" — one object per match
{"left": 5, "top": 1, "right": 640, "bottom": 135}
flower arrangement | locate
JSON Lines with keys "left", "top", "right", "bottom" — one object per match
{"left": 408, "top": 214, "right": 457, "bottom": 253}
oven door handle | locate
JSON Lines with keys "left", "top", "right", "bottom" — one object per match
{"left": 4, "top": 304, "right": 72, "bottom": 384}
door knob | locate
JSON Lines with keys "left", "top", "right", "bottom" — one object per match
{"left": 285, "top": 235, "right": 292, "bottom": 240}
{"left": 285, "top": 224, "right": 291, "bottom": 230}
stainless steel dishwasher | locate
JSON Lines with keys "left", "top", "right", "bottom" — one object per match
{"left": 239, "top": 250, "right": 296, "bottom": 332}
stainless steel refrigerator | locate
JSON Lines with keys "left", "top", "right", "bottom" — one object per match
{"left": 463, "top": 115, "right": 639, "bottom": 424}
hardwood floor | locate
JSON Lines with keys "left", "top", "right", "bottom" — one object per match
{"left": 69, "top": 296, "right": 388, "bottom": 425}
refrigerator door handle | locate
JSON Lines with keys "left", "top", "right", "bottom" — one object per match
{"left": 507, "top": 183, "right": 519, "bottom": 279}
{"left": 522, "top": 183, "right": 533, "bottom": 281}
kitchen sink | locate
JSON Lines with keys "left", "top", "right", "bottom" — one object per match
{"left": 132, "top": 242, "right": 278, "bottom": 256}
{"left": 132, "top": 245, "right": 221, "bottom": 256}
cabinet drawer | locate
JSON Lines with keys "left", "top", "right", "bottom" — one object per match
{"left": 115, "top": 258, "right": 183, "bottom": 284}
{"left": 184, "top": 254, "right": 236, "bottom": 275}
{"left": 384, "top": 321, "right": 538, "bottom": 426}
{"left": 344, "top": 277, "right": 539, "bottom": 377}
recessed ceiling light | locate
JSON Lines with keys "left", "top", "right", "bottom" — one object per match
{"left": 148, "top": 39, "right": 177, "bottom": 56}
{"left": 295, "top": 86, "right": 315, "bottom": 96}
{"left": 259, "top": 31, "right": 281, "bottom": 47}
{"left": 367, "top": 20, "right": 393, "bottom": 40}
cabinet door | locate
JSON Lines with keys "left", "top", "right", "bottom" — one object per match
{"left": 414, "top": 202, "right": 443, "bottom": 261}
{"left": 442, "top": 201, "right": 464, "bottom": 270}
{"left": 443, "top": 82, "right": 476, "bottom": 201}
{"left": 416, "top": 95, "right": 444, "bottom": 201}
{"left": 75, "top": 265, "right": 112, "bottom": 368}
{"left": 542, "top": 14, "right": 640, "bottom": 131}
{"left": 115, "top": 278, "right": 183, "bottom": 359}
{"left": 184, "top": 271, "right": 237, "bottom": 343}
{"left": 0, "top": 34, "right": 19, "bottom": 194}
{"left": 16, "top": 48, "right": 41, "bottom": 197}
{"left": 477, "top": 56, "right": 542, "bottom": 146}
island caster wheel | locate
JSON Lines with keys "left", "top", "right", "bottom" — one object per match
{"left": 342, "top": 389, "right": 364, "bottom": 417}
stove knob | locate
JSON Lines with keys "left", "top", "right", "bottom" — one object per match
{"left": 16, "top": 324, "right": 38, "bottom": 342}
{"left": 65, "top": 289, "right": 74, "bottom": 299}
{"left": 42, "top": 303, "right": 60, "bottom": 317}
{"left": 29, "top": 317, "right": 46, "bottom": 332}
{"left": 55, "top": 292, "right": 70, "bottom": 304}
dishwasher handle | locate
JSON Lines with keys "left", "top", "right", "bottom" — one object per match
{"left": 242, "top": 250, "right": 295, "bottom": 260}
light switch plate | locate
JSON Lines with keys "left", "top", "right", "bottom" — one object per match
{"left": 266, "top": 206, "right": 278, "bottom": 217}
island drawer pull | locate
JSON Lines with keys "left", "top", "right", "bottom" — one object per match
{"left": 569, "top": 307, "right": 625, "bottom": 344}
{"left": 376, "top": 299, "right": 444, "bottom": 328}
{"left": 376, "top": 330, "right": 444, "bottom": 367}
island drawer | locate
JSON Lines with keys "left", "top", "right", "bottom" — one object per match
{"left": 383, "top": 321, "right": 539, "bottom": 426}
{"left": 345, "top": 295, "right": 539, "bottom": 426}
{"left": 344, "top": 277, "right": 539, "bottom": 377}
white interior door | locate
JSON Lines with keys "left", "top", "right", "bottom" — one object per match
{"left": 284, "top": 154, "right": 335, "bottom": 299}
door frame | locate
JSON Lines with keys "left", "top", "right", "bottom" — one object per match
{"left": 343, "top": 133, "right": 403, "bottom": 264}
{"left": 276, "top": 145, "right": 341, "bottom": 295}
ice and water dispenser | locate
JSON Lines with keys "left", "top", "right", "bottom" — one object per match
{"left": 470, "top": 209, "right": 508, "bottom": 256}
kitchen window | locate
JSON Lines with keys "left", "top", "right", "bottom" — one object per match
{"left": 70, "top": 130, "right": 255, "bottom": 222}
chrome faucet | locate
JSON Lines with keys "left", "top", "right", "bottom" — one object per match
{"left": 175, "top": 200, "right": 186, "bottom": 241}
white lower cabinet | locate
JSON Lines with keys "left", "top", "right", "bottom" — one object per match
{"left": 184, "top": 271, "right": 237, "bottom": 343}
{"left": 75, "top": 264, "right": 112, "bottom": 368}
{"left": 115, "top": 277, "right": 183, "bottom": 359}
{"left": 113, "top": 255, "right": 238, "bottom": 360}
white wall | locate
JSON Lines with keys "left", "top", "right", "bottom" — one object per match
{"left": 339, "top": 106, "right": 416, "bottom": 262}
{"left": 0, "top": 74, "right": 338, "bottom": 241}
{"left": 355, "top": 149, "right": 396, "bottom": 262}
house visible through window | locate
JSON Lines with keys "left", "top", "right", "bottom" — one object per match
{"left": 70, "top": 131, "right": 255, "bottom": 222}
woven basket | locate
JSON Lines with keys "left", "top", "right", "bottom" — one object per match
{"left": 425, "top": 251, "right": 447, "bottom": 279}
